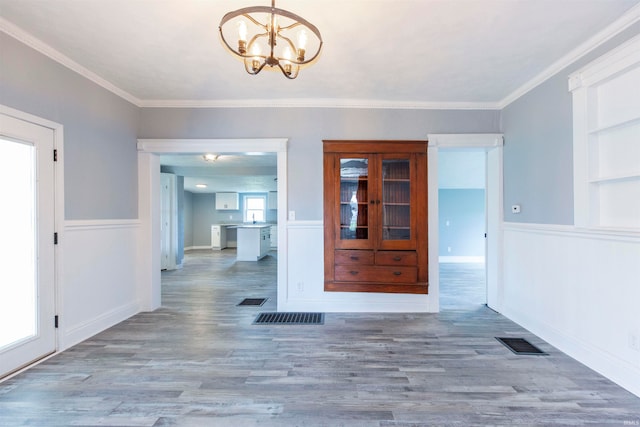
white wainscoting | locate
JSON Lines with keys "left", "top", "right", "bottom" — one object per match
{"left": 283, "top": 221, "right": 436, "bottom": 313}
{"left": 502, "top": 222, "right": 640, "bottom": 397}
{"left": 58, "top": 220, "right": 140, "bottom": 350}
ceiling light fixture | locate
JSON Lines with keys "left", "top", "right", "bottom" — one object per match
{"left": 196, "top": 184, "right": 208, "bottom": 188}
{"left": 203, "top": 153, "right": 219, "bottom": 162}
{"left": 219, "top": 0, "right": 323, "bottom": 79}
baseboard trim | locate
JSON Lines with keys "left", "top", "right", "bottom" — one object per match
{"left": 185, "top": 246, "right": 212, "bottom": 251}
{"left": 60, "top": 302, "right": 139, "bottom": 351}
{"left": 502, "top": 306, "right": 640, "bottom": 398}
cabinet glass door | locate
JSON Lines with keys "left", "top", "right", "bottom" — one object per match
{"left": 381, "top": 158, "right": 411, "bottom": 241}
{"left": 339, "top": 157, "right": 370, "bottom": 241}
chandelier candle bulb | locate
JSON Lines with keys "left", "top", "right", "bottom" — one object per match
{"left": 237, "top": 21, "right": 248, "bottom": 54}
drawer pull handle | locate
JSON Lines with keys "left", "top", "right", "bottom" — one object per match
{"left": 350, "top": 256, "right": 359, "bottom": 261}
{"left": 393, "top": 256, "right": 402, "bottom": 261}
{"left": 393, "top": 271, "right": 402, "bottom": 276}
{"left": 350, "top": 271, "right": 359, "bottom": 275}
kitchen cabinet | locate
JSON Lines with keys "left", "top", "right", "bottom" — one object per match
{"left": 236, "top": 225, "right": 271, "bottom": 261}
{"left": 211, "top": 225, "right": 228, "bottom": 250}
{"left": 215, "top": 192, "right": 239, "bottom": 210}
{"left": 323, "top": 140, "right": 428, "bottom": 294}
{"left": 268, "top": 191, "right": 277, "bottom": 210}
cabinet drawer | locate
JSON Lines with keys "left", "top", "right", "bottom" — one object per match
{"left": 335, "top": 250, "right": 374, "bottom": 265}
{"left": 335, "top": 265, "right": 417, "bottom": 283}
{"left": 375, "top": 251, "right": 417, "bottom": 266}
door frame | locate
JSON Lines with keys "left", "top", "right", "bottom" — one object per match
{"left": 427, "top": 134, "right": 504, "bottom": 312}
{"left": 0, "top": 104, "right": 65, "bottom": 376}
{"left": 136, "top": 138, "right": 288, "bottom": 312}
{"left": 159, "top": 172, "right": 178, "bottom": 270}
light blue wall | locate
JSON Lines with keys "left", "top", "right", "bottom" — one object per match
{"left": 438, "top": 151, "right": 486, "bottom": 258}
{"left": 139, "top": 108, "right": 501, "bottom": 221}
{"left": 0, "top": 32, "right": 139, "bottom": 220}
{"left": 501, "top": 22, "right": 640, "bottom": 225}
{"left": 439, "top": 189, "right": 485, "bottom": 257}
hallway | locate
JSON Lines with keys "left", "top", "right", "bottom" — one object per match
{"left": 0, "top": 250, "right": 638, "bottom": 426}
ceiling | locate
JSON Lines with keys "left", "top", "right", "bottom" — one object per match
{"left": 1, "top": 0, "right": 639, "bottom": 109}
{"left": 1, "top": 0, "right": 638, "bottom": 192}
{"left": 160, "top": 153, "right": 277, "bottom": 193}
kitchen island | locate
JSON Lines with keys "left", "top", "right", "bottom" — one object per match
{"left": 235, "top": 225, "right": 272, "bottom": 261}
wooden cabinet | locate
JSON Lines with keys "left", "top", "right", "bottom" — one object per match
{"left": 323, "top": 140, "right": 428, "bottom": 294}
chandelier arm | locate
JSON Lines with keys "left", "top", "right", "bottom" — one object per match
{"left": 275, "top": 61, "right": 299, "bottom": 79}
{"left": 278, "top": 21, "right": 303, "bottom": 32}
{"left": 270, "top": 8, "right": 322, "bottom": 43}
{"left": 242, "top": 13, "right": 268, "bottom": 30}
{"left": 244, "top": 58, "right": 268, "bottom": 75}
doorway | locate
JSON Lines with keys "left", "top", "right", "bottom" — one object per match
{"left": 438, "top": 149, "right": 487, "bottom": 309}
{"left": 0, "top": 113, "right": 56, "bottom": 378}
{"left": 427, "top": 133, "right": 503, "bottom": 313}
{"left": 137, "top": 139, "right": 288, "bottom": 312}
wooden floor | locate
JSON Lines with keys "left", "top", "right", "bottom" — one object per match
{"left": 1, "top": 249, "right": 639, "bottom": 426}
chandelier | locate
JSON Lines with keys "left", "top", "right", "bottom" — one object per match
{"left": 219, "top": 0, "right": 323, "bottom": 79}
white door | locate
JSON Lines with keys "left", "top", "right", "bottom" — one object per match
{"left": 0, "top": 113, "right": 56, "bottom": 378}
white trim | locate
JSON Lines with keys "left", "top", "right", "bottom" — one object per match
{"left": 137, "top": 138, "right": 288, "bottom": 153}
{"left": 3, "top": 4, "right": 639, "bottom": 112}
{"left": 138, "top": 98, "right": 501, "bottom": 110}
{"left": 427, "top": 147, "right": 440, "bottom": 312}
{"left": 285, "top": 220, "right": 323, "bottom": 228}
{"left": 499, "top": 3, "right": 640, "bottom": 108}
{"left": 428, "top": 134, "right": 504, "bottom": 148}
{"left": 503, "top": 221, "right": 640, "bottom": 242}
{"left": 0, "top": 17, "right": 141, "bottom": 107}
{"left": 137, "top": 138, "right": 289, "bottom": 312}
{"left": 185, "top": 246, "right": 214, "bottom": 251}
{"left": 569, "top": 34, "right": 640, "bottom": 231}
{"left": 0, "top": 104, "right": 65, "bottom": 365}
{"left": 60, "top": 302, "right": 139, "bottom": 350}
{"left": 568, "top": 33, "right": 640, "bottom": 91}
{"left": 502, "top": 223, "right": 640, "bottom": 397}
{"left": 427, "top": 133, "right": 504, "bottom": 313}
{"left": 64, "top": 219, "right": 140, "bottom": 231}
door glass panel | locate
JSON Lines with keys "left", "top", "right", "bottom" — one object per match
{"left": 382, "top": 159, "right": 411, "bottom": 240}
{"left": 339, "top": 158, "right": 368, "bottom": 240}
{"left": 0, "top": 138, "right": 37, "bottom": 349}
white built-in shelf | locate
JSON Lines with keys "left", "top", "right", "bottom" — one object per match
{"left": 589, "top": 172, "right": 640, "bottom": 184}
{"left": 588, "top": 115, "right": 640, "bottom": 134}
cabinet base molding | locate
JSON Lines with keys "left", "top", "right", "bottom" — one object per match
{"left": 325, "top": 282, "right": 428, "bottom": 294}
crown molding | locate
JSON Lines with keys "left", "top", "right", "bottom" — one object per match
{"left": 0, "top": 16, "right": 142, "bottom": 107}
{"left": 3, "top": 3, "right": 638, "bottom": 112}
{"left": 137, "top": 98, "right": 501, "bottom": 110}
{"left": 498, "top": 3, "right": 640, "bottom": 109}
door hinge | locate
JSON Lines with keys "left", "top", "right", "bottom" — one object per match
{"left": 54, "top": 232, "right": 58, "bottom": 245}
{"left": 54, "top": 315, "right": 59, "bottom": 328}
{"left": 484, "top": 233, "right": 487, "bottom": 238}
{"left": 53, "top": 149, "right": 58, "bottom": 162}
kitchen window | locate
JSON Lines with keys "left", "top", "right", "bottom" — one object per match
{"left": 244, "top": 195, "right": 266, "bottom": 223}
